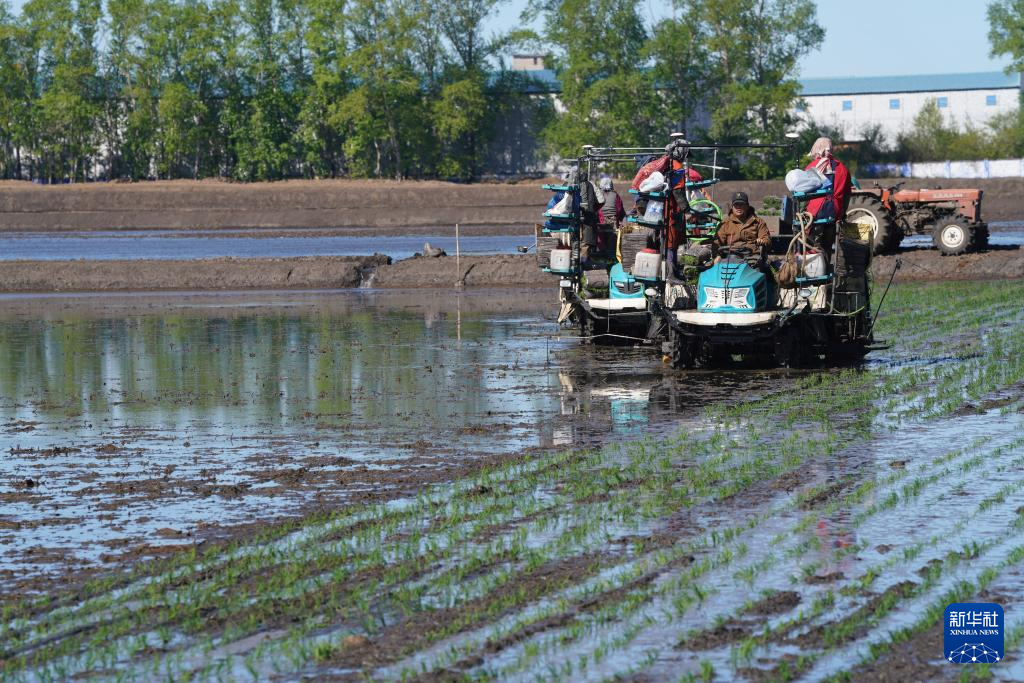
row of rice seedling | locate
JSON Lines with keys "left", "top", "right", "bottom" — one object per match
{"left": 3, "top": 279, "right": 1023, "bottom": 682}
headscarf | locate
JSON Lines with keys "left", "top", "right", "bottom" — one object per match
{"left": 598, "top": 176, "right": 613, "bottom": 191}
{"left": 809, "top": 137, "right": 834, "bottom": 174}
{"left": 809, "top": 137, "right": 833, "bottom": 159}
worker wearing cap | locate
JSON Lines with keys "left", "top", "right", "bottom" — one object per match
{"left": 714, "top": 192, "right": 770, "bottom": 257}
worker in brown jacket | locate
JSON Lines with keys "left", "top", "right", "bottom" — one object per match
{"left": 714, "top": 192, "right": 770, "bottom": 259}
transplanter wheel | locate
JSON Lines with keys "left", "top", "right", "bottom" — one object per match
{"left": 846, "top": 195, "right": 898, "bottom": 255}
{"left": 826, "top": 341, "right": 868, "bottom": 365}
{"left": 668, "top": 327, "right": 694, "bottom": 369}
{"left": 578, "top": 312, "right": 594, "bottom": 344}
{"left": 773, "top": 328, "right": 801, "bottom": 368}
{"left": 933, "top": 215, "right": 976, "bottom": 256}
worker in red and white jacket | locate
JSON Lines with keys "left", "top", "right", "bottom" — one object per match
{"left": 803, "top": 137, "right": 851, "bottom": 223}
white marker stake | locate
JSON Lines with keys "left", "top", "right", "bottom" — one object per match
{"left": 455, "top": 223, "right": 461, "bottom": 288}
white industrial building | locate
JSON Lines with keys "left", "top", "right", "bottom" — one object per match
{"left": 500, "top": 59, "right": 1024, "bottom": 175}
{"left": 796, "top": 71, "right": 1022, "bottom": 143}
{"left": 509, "top": 56, "right": 1022, "bottom": 143}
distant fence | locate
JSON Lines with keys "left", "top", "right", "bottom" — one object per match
{"left": 864, "top": 159, "right": 1024, "bottom": 179}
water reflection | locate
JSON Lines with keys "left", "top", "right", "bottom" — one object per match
{"left": 0, "top": 291, "right": 691, "bottom": 580}
{"left": 0, "top": 290, "right": 837, "bottom": 584}
{"left": 1, "top": 310, "right": 537, "bottom": 429}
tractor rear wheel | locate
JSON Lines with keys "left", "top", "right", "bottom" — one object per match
{"left": 846, "top": 195, "right": 898, "bottom": 255}
{"left": 933, "top": 215, "right": 976, "bottom": 255}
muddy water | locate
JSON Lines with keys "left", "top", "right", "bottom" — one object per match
{"left": 0, "top": 289, "right": 796, "bottom": 586}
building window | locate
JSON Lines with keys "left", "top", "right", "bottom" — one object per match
{"left": 889, "top": 98, "right": 900, "bottom": 110}
{"left": 937, "top": 96, "right": 948, "bottom": 108}
{"left": 842, "top": 100, "right": 853, "bottom": 111}
{"left": 986, "top": 94, "right": 997, "bottom": 106}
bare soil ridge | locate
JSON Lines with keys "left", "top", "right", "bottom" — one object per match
{"left": 0, "top": 255, "right": 389, "bottom": 292}
{"left": 0, "top": 249, "right": 1020, "bottom": 293}
{"left": 1, "top": 177, "right": 1021, "bottom": 233}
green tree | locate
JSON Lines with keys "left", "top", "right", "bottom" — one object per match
{"left": 337, "top": 0, "right": 425, "bottom": 178}
{"left": 527, "top": 0, "right": 661, "bottom": 157}
{"left": 156, "top": 81, "right": 207, "bottom": 177}
{"left": 898, "top": 100, "right": 955, "bottom": 161}
{"left": 21, "top": 0, "right": 103, "bottom": 181}
{"left": 666, "top": 0, "right": 822, "bottom": 178}
{"left": 435, "top": 0, "right": 503, "bottom": 73}
{"left": 988, "top": 0, "right": 1024, "bottom": 72}
{"left": 427, "top": 0, "right": 512, "bottom": 178}
{"left": 0, "top": 0, "right": 32, "bottom": 178}
{"left": 986, "top": 109, "right": 1024, "bottom": 158}
{"left": 294, "top": 0, "right": 348, "bottom": 177}
{"left": 646, "top": 12, "right": 710, "bottom": 137}
{"left": 896, "top": 99, "right": 1001, "bottom": 162}
{"left": 433, "top": 76, "right": 489, "bottom": 178}
{"left": 229, "top": 0, "right": 300, "bottom": 180}
{"left": 104, "top": 0, "right": 158, "bottom": 179}
{"left": 987, "top": 1, "right": 1024, "bottom": 155}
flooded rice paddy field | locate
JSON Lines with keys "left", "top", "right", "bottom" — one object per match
{"left": 0, "top": 232, "right": 527, "bottom": 261}
{"left": 2, "top": 280, "right": 1024, "bottom": 681}
{"left": 0, "top": 288, "right": 740, "bottom": 581}
{"left": 0, "top": 221, "right": 1021, "bottom": 262}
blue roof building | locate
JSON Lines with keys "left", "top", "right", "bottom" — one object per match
{"left": 796, "top": 71, "right": 1021, "bottom": 142}
{"left": 511, "top": 64, "right": 1022, "bottom": 143}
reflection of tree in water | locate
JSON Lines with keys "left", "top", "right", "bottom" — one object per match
{"left": 0, "top": 309, "right": 517, "bottom": 429}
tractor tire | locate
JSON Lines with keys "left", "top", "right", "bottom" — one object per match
{"left": 932, "top": 216, "right": 976, "bottom": 256}
{"left": 846, "top": 195, "right": 899, "bottom": 255}
{"left": 668, "top": 328, "right": 695, "bottom": 369}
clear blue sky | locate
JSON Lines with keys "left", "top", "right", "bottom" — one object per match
{"left": 488, "top": 0, "right": 1014, "bottom": 78}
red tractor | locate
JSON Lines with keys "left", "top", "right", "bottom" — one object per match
{"left": 845, "top": 182, "right": 988, "bottom": 255}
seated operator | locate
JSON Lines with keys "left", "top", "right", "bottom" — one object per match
{"left": 714, "top": 192, "right": 770, "bottom": 261}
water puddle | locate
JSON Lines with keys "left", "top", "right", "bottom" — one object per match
{"left": 0, "top": 232, "right": 527, "bottom": 261}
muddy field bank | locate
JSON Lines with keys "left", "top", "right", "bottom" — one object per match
{"left": 0, "top": 248, "right": 1021, "bottom": 293}
{"left": 0, "top": 255, "right": 390, "bottom": 292}
{"left": 1, "top": 176, "right": 1022, "bottom": 232}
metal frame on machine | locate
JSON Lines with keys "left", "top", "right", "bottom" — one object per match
{"left": 578, "top": 138, "right": 792, "bottom": 282}
{"left": 550, "top": 137, "right": 795, "bottom": 343}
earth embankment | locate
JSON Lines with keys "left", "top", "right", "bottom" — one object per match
{"left": 0, "top": 179, "right": 549, "bottom": 233}
{"left": 0, "top": 248, "right": 1021, "bottom": 293}
{"left": 1, "top": 176, "right": 1021, "bottom": 233}
{"left": 0, "top": 255, "right": 390, "bottom": 292}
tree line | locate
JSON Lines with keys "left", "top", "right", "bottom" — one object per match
{"left": 0, "top": 0, "right": 828, "bottom": 182}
